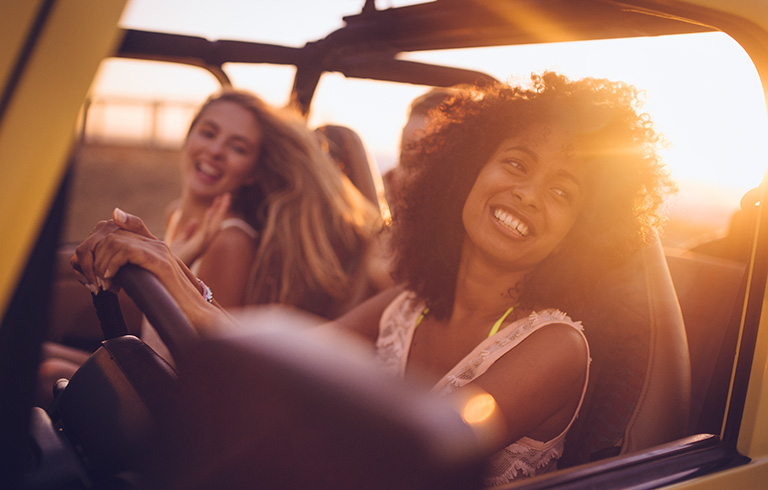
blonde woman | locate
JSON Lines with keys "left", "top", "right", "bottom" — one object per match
{"left": 38, "top": 90, "right": 380, "bottom": 404}
{"left": 167, "top": 89, "right": 381, "bottom": 317}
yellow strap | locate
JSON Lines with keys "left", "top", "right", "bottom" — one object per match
{"left": 487, "top": 306, "right": 516, "bottom": 337}
{"left": 414, "top": 305, "right": 516, "bottom": 338}
{"left": 414, "top": 307, "right": 430, "bottom": 328}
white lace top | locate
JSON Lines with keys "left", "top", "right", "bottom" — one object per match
{"left": 375, "top": 291, "right": 590, "bottom": 486}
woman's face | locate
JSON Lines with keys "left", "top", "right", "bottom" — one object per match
{"left": 461, "top": 124, "right": 587, "bottom": 271}
{"left": 182, "top": 100, "right": 262, "bottom": 201}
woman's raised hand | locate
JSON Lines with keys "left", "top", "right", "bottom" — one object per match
{"left": 169, "top": 193, "right": 231, "bottom": 266}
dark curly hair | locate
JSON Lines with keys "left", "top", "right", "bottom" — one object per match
{"left": 388, "top": 72, "right": 675, "bottom": 319}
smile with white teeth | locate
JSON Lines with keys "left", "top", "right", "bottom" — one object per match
{"left": 197, "top": 161, "right": 223, "bottom": 179}
{"left": 493, "top": 208, "right": 530, "bottom": 237}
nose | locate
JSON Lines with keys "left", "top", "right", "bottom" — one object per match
{"left": 207, "top": 136, "right": 226, "bottom": 157}
{"left": 512, "top": 181, "right": 541, "bottom": 210}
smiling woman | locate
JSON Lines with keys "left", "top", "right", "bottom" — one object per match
{"left": 164, "top": 91, "right": 263, "bottom": 308}
{"left": 460, "top": 124, "right": 587, "bottom": 270}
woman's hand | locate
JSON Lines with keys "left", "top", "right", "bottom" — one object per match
{"left": 71, "top": 208, "right": 179, "bottom": 293}
{"left": 169, "top": 193, "right": 231, "bottom": 266}
{"left": 71, "top": 208, "right": 234, "bottom": 335}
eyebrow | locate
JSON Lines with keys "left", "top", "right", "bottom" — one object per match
{"left": 501, "top": 145, "right": 538, "bottom": 162}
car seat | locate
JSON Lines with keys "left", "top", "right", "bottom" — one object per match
{"left": 561, "top": 235, "right": 691, "bottom": 465}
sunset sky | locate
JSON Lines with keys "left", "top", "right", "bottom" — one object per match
{"left": 89, "top": 0, "right": 768, "bottom": 242}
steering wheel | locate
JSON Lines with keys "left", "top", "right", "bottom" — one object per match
{"left": 43, "top": 264, "right": 199, "bottom": 486}
{"left": 113, "top": 263, "right": 198, "bottom": 357}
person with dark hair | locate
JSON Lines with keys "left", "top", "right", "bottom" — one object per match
{"left": 71, "top": 72, "right": 674, "bottom": 485}
{"left": 384, "top": 86, "right": 460, "bottom": 204}
{"left": 398, "top": 86, "right": 460, "bottom": 164}
{"left": 387, "top": 73, "right": 671, "bottom": 323}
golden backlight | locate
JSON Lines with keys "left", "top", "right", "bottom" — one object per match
{"left": 86, "top": 2, "right": 768, "bottom": 249}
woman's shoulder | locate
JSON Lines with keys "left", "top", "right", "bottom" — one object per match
{"left": 510, "top": 309, "right": 589, "bottom": 356}
{"left": 219, "top": 216, "right": 259, "bottom": 240}
{"left": 206, "top": 220, "right": 259, "bottom": 262}
{"left": 529, "top": 308, "right": 584, "bottom": 332}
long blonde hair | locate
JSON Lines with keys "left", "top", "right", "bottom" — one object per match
{"left": 191, "top": 90, "right": 381, "bottom": 311}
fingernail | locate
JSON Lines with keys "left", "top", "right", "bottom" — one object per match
{"left": 114, "top": 208, "right": 127, "bottom": 224}
{"left": 85, "top": 283, "right": 99, "bottom": 295}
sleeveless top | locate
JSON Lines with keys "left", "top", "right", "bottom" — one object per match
{"left": 189, "top": 217, "right": 258, "bottom": 275}
{"left": 375, "top": 291, "right": 590, "bottom": 486}
{"left": 165, "top": 209, "right": 259, "bottom": 275}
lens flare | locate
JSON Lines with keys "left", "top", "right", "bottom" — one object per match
{"left": 461, "top": 392, "right": 497, "bottom": 425}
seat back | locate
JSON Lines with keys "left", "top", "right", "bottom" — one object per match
{"left": 666, "top": 250, "right": 747, "bottom": 434}
{"left": 624, "top": 237, "right": 692, "bottom": 450}
{"left": 562, "top": 235, "right": 691, "bottom": 465}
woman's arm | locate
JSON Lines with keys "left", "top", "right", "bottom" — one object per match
{"left": 194, "top": 226, "right": 258, "bottom": 308}
{"left": 463, "top": 323, "right": 589, "bottom": 451}
{"left": 331, "top": 285, "right": 404, "bottom": 343}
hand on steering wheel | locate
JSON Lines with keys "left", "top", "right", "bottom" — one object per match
{"left": 71, "top": 208, "right": 231, "bottom": 339}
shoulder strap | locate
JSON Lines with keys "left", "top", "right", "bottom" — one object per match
{"left": 220, "top": 217, "right": 258, "bottom": 240}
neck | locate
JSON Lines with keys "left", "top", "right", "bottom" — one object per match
{"left": 451, "top": 239, "right": 531, "bottom": 322}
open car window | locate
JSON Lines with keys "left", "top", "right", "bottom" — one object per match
{"left": 24, "top": 0, "right": 768, "bottom": 488}
{"left": 71, "top": 30, "right": 768, "bottom": 251}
